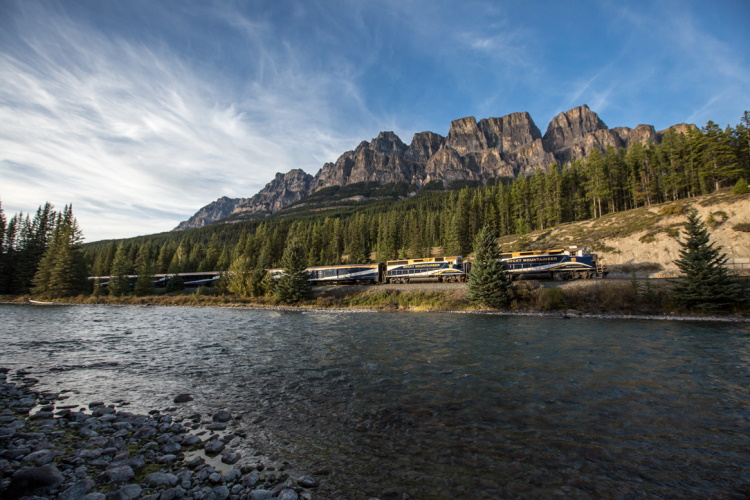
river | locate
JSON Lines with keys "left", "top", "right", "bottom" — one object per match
{"left": 1, "top": 304, "right": 749, "bottom": 498}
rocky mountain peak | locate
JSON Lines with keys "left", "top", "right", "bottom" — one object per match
{"left": 173, "top": 195, "right": 247, "bottom": 231}
{"left": 370, "top": 131, "right": 408, "bottom": 156}
{"left": 478, "top": 112, "right": 542, "bottom": 152}
{"left": 174, "top": 105, "right": 696, "bottom": 230}
{"left": 405, "top": 131, "right": 446, "bottom": 161}
{"left": 543, "top": 104, "right": 608, "bottom": 152}
{"left": 446, "top": 116, "right": 488, "bottom": 155}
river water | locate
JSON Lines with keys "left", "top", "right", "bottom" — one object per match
{"left": 1, "top": 304, "right": 749, "bottom": 498}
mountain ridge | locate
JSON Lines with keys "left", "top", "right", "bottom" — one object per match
{"left": 175, "top": 105, "right": 695, "bottom": 230}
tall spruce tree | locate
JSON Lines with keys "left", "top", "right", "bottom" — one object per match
{"left": 31, "top": 205, "right": 87, "bottom": 298}
{"left": 108, "top": 243, "right": 132, "bottom": 297}
{"left": 133, "top": 260, "right": 156, "bottom": 296}
{"left": 672, "top": 209, "right": 743, "bottom": 311}
{"left": 275, "top": 239, "right": 311, "bottom": 304}
{"left": 223, "top": 255, "right": 253, "bottom": 297}
{"left": 467, "top": 226, "right": 511, "bottom": 308}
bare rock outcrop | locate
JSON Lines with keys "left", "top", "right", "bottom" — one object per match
{"left": 174, "top": 196, "right": 246, "bottom": 231}
{"left": 229, "top": 169, "right": 313, "bottom": 219}
{"left": 174, "top": 105, "right": 697, "bottom": 229}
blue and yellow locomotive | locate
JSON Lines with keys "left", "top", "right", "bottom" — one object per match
{"left": 384, "top": 256, "right": 466, "bottom": 283}
{"left": 499, "top": 246, "right": 606, "bottom": 280}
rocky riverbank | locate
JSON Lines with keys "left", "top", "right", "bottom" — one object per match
{"left": 0, "top": 368, "right": 322, "bottom": 500}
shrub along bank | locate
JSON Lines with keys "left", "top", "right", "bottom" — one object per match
{"left": 4, "top": 278, "right": 749, "bottom": 318}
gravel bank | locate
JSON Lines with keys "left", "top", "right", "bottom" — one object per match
{"left": 0, "top": 368, "right": 322, "bottom": 499}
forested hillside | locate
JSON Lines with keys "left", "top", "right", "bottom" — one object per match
{"left": 1, "top": 113, "right": 748, "bottom": 296}
{"left": 80, "top": 115, "right": 750, "bottom": 278}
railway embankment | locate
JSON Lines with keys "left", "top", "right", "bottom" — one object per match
{"left": 497, "top": 191, "right": 750, "bottom": 279}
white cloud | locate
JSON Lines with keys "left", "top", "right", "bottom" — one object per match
{"left": 0, "top": 3, "right": 367, "bottom": 241}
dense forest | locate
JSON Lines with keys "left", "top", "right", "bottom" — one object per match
{"left": 1, "top": 114, "right": 748, "bottom": 297}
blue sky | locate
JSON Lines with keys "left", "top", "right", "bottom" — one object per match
{"left": 1, "top": 0, "right": 748, "bottom": 242}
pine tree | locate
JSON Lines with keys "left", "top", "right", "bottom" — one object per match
{"left": 108, "top": 243, "right": 132, "bottom": 297}
{"left": 467, "top": 226, "right": 512, "bottom": 308}
{"left": 672, "top": 209, "right": 743, "bottom": 311}
{"left": 31, "top": 205, "right": 87, "bottom": 298}
{"left": 275, "top": 239, "right": 311, "bottom": 304}
{"left": 0, "top": 202, "right": 6, "bottom": 294}
{"left": 223, "top": 255, "right": 253, "bottom": 297}
{"left": 133, "top": 260, "right": 156, "bottom": 296}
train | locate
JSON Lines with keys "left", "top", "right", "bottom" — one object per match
{"left": 272, "top": 246, "right": 605, "bottom": 284}
{"left": 91, "top": 247, "right": 606, "bottom": 289}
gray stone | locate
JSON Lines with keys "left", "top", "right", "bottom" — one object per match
{"left": 157, "top": 454, "right": 177, "bottom": 464}
{"left": 277, "top": 489, "right": 299, "bottom": 500}
{"left": 221, "top": 451, "right": 240, "bottom": 465}
{"left": 185, "top": 455, "right": 204, "bottom": 468}
{"left": 77, "top": 449, "right": 101, "bottom": 460}
{"left": 223, "top": 468, "right": 241, "bottom": 483}
{"left": 181, "top": 434, "right": 201, "bottom": 446}
{"left": 208, "top": 472, "right": 223, "bottom": 484}
{"left": 99, "top": 465, "right": 135, "bottom": 484}
{"left": 110, "top": 483, "right": 142, "bottom": 500}
{"left": 249, "top": 490, "right": 273, "bottom": 500}
{"left": 173, "top": 394, "right": 194, "bottom": 403}
{"left": 297, "top": 475, "right": 318, "bottom": 488}
{"left": 82, "top": 494, "right": 106, "bottom": 500}
{"left": 144, "top": 471, "right": 179, "bottom": 488}
{"left": 242, "top": 471, "right": 260, "bottom": 487}
{"left": 159, "top": 486, "right": 186, "bottom": 500}
{"left": 78, "top": 428, "right": 99, "bottom": 438}
{"left": 132, "top": 426, "right": 157, "bottom": 440}
{"left": 161, "top": 442, "right": 182, "bottom": 454}
{"left": 212, "top": 485, "right": 230, "bottom": 500}
{"left": 204, "top": 440, "right": 225, "bottom": 455}
{"left": 212, "top": 410, "right": 232, "bottom": 423}
{"left": 23, "top": 449, "right": 52, "bottom": 464}
{"left": 58, "top": 478, "right": 95, "bottom": 500}
{"left": 6, "top": 464, "right": 64, "bottom": 497}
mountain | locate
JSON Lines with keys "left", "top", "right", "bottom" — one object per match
{"left": 174, "top": 196, "right": 248, "bottom": 231}
{"left": 175, "top": 105, "right": 695, "bottom": 230}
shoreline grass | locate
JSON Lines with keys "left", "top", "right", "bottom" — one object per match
{"left": 3, "top": 278, "right": 748, "bottom": 321}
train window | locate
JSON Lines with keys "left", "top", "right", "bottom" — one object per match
{"left": 413, "top": 259, "right": 423, "bottom": 263}
{"left": 390, "top": 260, "right": 408, "bottom": 266}
{"left": 520, "top": 252, "right": 533, "bottom": 256}
{"left": 499, "top": 253, "right": 511, "bottom": 259}
{"left": 435, "top": 258, "right": 444, "bottom": 262}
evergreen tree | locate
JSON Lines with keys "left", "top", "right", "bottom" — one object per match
{"left": 223, "top": 255, "right": 253, "bottom": 297}
{"left": 732, "top": 178, "right": 749, "bottom": 195}
{"left": 31, "top": 205, "right": 87, "bottom": 298}
{"left": 275, "top": 239, "right": 311, "bottom": 304}
{"left": 672, "top": 209, "right": 743, "bottom": 311}
{"left": 0, "top": 202, "right": 6, "bottom": 294}
{"left": 108, "top": 243, "right": 132, "bottom": 297}
{"left": 467, "top": 226, "right": 511, "bottom": 308}
{"left": 133, "top": 259, "right": 156, "bottom": 296}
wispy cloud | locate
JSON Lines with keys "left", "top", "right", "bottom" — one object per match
{"left": 0, "top": 3, "right": 367, "bottom": 240}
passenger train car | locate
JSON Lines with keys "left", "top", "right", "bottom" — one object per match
{"left": 268, "top": 264, "right": 383, "bottom": 284}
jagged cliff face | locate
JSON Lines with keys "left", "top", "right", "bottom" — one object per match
{"left": 175, "top": 105, "right": 693, "bottom": 230}
{"left": 229, "top": 169, "right": 313, "bottom": 219}
{"left": 174, "top": 196, "right": 247, "bottom": 231}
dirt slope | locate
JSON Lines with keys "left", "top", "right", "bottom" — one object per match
{"left": 498, "top": 191, "right": 750, "bottom": 278}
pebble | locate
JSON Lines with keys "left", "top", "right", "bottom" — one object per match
{"left": 0, "top": 368, "right": 321, "bottom": 499}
